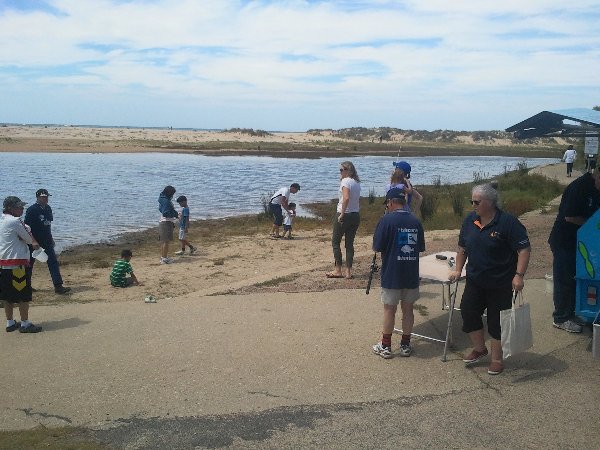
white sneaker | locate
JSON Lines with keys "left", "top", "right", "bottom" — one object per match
{"left": 174, "top": 250, "right": 184, "bottom": 256}
{"left": 553, "top": 320, "right": 582, "bottom": 333}
{"left": 372, "top": 342, "right": 393, "bottom": 359}
{"left": 399, "top": 343, "right": 413, "bottom": 357}
{"left": 160, "top": 257, "right": 173, "bottom": 264}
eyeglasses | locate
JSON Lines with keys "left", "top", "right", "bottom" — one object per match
{"left": 470, "top": 200, "right": 481, "bottom": 206}
{"left": 339, "top": 168, "right": 348, "bottom": 172}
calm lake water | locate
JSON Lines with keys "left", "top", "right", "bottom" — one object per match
{"left": 1, "top": 153, "right": 557, "bottom": 251}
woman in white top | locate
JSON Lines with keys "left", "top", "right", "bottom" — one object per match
{"left": 327, "top": 161, "right": 361, "bottom": 279}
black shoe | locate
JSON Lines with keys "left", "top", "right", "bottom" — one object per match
{"left": 54, "top": 286, "right": 71, "bottom": 294}
{"left": 6, "top": 321, "right": 20, "bottom": 332}
{"left": 31, "top": 287, "right": 37, "bottom": 292}
{"left": 19, "top": 323, "right": 42, "bottom": 333}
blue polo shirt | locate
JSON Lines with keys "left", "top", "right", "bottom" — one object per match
{"left": 373, "top": 209, "right": 425, "bottom": 289}
{"left": 24, "top": 202, "right": 54, "bottom": 247}
{"left": 458, "top": 209, "right": 530, "bottom": 288}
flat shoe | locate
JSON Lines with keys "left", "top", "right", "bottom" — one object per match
{"left": 488, "top": 361, "right": 504, "bottom": 375}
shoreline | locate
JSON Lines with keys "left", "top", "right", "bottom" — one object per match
{"left": 0, "top": 124, "right": 565, "bottom": 158}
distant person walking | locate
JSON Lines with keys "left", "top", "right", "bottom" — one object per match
{"left": 158, "top": 185, "right": 178, "bottom": 264}
{"left": 24, "top": 188, "right": 71, "bottom": 294}
{"left": 269, "top": 183, "right": 300, "bottom": 238}
{"left": 326, "top": 161, "right": 361, "bottom": 279}
{"left": 1, "top": 196, "right": 42, "bottom": 333}
{"left": 562, "top": 145, "right": 577, "bottom": 177}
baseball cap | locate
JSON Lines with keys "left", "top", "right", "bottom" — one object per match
{"left": 3, "top": 196, "right": 27, "bottom": 210}
{"left": 383, "top": 187, "right": 406, "bottom": 204}
{"left": 393, "top": 161, "right": 411, "bottom": 175}
{"left": 35, "top": 188, "right": 51, "bottom": 197}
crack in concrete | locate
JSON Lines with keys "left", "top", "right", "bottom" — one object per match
{"left": 17, "top": 408, "right": 73, "bottom": 424}
{"left": 247, "top": 390, "right": 300, "bottom": 401}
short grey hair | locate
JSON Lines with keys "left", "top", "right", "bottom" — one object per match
{"left": 472, "top": 183, "right": 499, "bottom": 207}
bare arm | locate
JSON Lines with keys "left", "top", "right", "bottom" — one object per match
{"left": 448, "top": 246, "right": 467, "bottom": 282}
{"left": 512, "top": 247, "right": 531, "bottom": 292}
{"left": 338, "top": 187, "right": 350, "bottom": 222}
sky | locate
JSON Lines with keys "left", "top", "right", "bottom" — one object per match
{"left": 1, "top": 0, "right": 599, "bottom": 131}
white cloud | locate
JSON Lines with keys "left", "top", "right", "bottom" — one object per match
{"left": 0, "top": 0, "right": 598, "bottom": 130}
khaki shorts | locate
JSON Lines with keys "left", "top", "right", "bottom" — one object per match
{"left": 380, "top": 287, "right": 419, "bottom": 306}
{"left": 159, "top": 221, "right": 174, "bottom": 242}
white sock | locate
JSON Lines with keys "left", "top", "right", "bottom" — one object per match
{"left": 21, "top": 319, "right": 31, "bottom": 327}
{"left": 7, "top": 319, "right": 15, "bottom": 327}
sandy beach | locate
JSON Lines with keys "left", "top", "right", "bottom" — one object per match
{"left": 2, "top": 127, "right": 595, "bottom": 448}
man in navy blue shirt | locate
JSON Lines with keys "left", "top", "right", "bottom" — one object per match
{"left": 449, "top": 184, "right": 530, "bottom": 375}
{"left": 24, "top": 189, "right": 71, "bottom": 294}
{"left": 372, "top": 188, "right": 425, "bottom": 359}
{"left": 548, "top": 170, "right": 600, "bottom": 333}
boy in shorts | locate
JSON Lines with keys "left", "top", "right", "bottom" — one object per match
{"left": 281, "top": 202, "right": 296, "bottom": 239}
{"left": 110, "top": 249, "right": 141, "bottom": 287}
{"left": 175, "top": 196, "right": 197, "bottom": 256}
{"left": 371, "top": 188, "right": 425, "bottom": 358}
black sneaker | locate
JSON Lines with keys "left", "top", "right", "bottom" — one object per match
{"left": 19, "top": 323, "right": 42, "bottom": 333}
{"left": 6, "top": 321, "right": 20, "bottom": 332}
{"left": 54, "top": 286, "right": 72, "bottom": 294}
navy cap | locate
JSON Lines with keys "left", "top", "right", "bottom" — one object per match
{"left": 383, "top": 187, "right": 406, "bottom": 204}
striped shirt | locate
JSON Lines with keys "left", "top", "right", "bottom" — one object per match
{"left": 110, "top": 259, "right": 133, "bottom": 287}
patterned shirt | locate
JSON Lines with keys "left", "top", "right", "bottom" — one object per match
{"left": 110, "top": 259, "right": 134, "bottom": 287}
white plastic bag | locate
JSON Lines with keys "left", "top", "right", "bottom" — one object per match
{"left": 500, "top": 291, "right": 533, "bottom": 359}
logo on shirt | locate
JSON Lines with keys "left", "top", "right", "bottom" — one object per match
{"left": 396, "top": 228, "right": 418, "bottom": 261}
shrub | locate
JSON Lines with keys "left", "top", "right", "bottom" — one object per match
{"left": 260, "top": 192, "right": 274, "bottom": 218}
{"left": 420, "top": 192, "right": 439, "bottom": 221}
{"left": 447, "top": 185, "right": 466, "bottom": 216}
{"left": 368, "top": 187, "right": 376, "bottom": 204}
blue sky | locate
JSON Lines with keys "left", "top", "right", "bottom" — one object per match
{"left": 1, "top": 0, "right": 599, "bottom": 131}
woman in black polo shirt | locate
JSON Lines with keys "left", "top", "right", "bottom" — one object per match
{"left": 449, "top": 184, "right": 531, "bottom": 375}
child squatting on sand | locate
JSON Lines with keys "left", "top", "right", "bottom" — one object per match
{"left": 110, "top": 249, "right": 141, "bottom": 288}
{"left": 175, "top": 195, "right": 197, "bottom": 256}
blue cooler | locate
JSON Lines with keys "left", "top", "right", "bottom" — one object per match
{"left": 575, "top": 209, "right": 600, "bottom": 323}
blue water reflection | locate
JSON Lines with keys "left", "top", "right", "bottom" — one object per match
{"left": 1, "top": 153, "right": 557, "bottom": 251}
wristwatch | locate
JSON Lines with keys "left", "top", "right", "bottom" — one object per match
{"left": 515, "top": 272, "right": 525, "bottom": 278}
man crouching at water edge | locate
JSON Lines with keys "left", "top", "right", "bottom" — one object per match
{"left": 372, "top": 188, "right": 425, "bottom": 359}
{"left": 449, "top": 184, "right": 530, "bottom": 375}
{"left": 0, "top": 197, "right": 42, "bottom": 333}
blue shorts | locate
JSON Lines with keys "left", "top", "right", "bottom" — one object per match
{"left": 270, "top": 203, "right": 283, "bottom": 226}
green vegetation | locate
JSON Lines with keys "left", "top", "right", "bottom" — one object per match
{"left": 301, "top": 166, "right": 562, "bottom": 234}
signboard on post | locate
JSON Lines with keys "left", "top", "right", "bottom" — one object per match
{"left": 585, "top": 132, "right": 599, "bottom": 156}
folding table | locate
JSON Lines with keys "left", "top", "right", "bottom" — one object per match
{"left": 393, "top": 251, "right": 465, "bottom": 361}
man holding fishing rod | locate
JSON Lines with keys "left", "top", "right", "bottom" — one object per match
{"left": 371, "top": 187, "right": 425, "bottom": 359}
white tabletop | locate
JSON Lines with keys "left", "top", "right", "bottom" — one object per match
{"left": 420, "top": 251, "right": 466, "bottom": 284}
